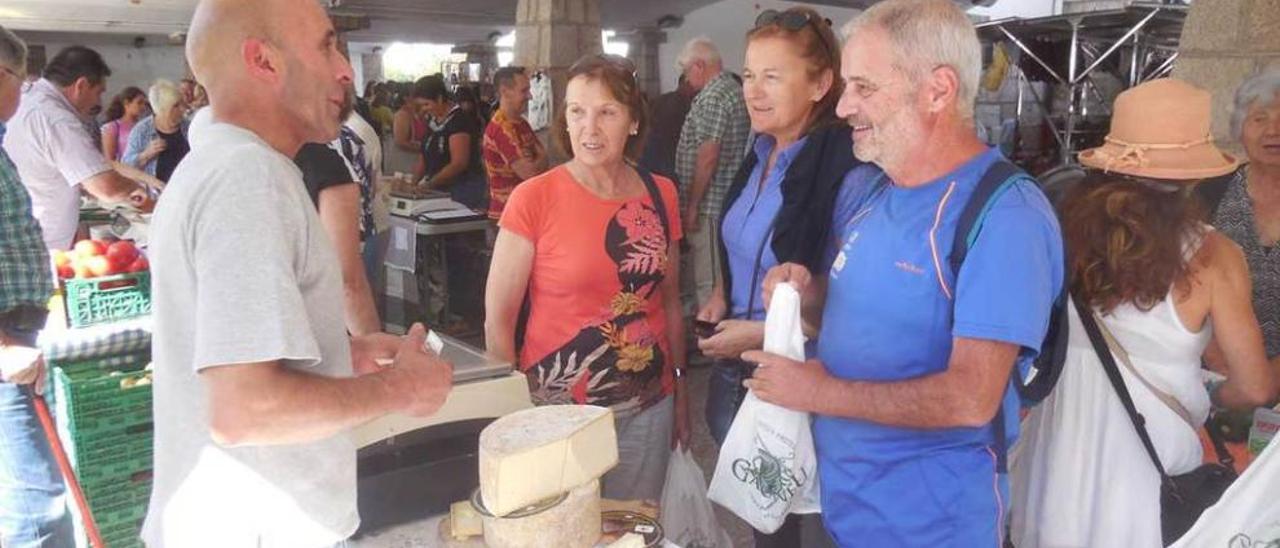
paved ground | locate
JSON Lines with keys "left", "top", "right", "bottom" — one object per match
{"left": 352, "top": 364, "right": 838, "bottom": 548}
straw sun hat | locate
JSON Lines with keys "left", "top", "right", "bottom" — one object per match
{"left": 1078, "top": 78, "right": 1239, "bottom": 181}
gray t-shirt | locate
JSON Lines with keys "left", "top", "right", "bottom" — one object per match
{"left": 142, "top": 118, "right": 358, "bottom": 547}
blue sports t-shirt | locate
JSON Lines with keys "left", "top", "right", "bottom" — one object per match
{"left": 815, "top": 148, "right": 1063, "bottom": 546}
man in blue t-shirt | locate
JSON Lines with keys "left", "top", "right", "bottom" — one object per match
{"left": 744, "top": 1, "right": 1064, "bottom": 546}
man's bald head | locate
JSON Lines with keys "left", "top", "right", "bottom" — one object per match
{"left": 183, "top": 0, "right": 353, "bottom": 153}
{"left": 187, "top": 0, "right": 274, "bottom": 89}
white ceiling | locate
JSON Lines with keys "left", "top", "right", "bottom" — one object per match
{"left": 0, "top": 0, "right": 722, "bottom": 45}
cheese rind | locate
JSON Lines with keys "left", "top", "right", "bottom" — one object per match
{"left": 449, "top": 500, "right": 482, "bottom": 539}
{"left": 478, "top": 405, "right": 618, "bottom": 516}
{"left": 482, "top": 479, "right": 601, "bottom": 548}
{"left": 606, "top": 533, "right": 647, "bottom": 548}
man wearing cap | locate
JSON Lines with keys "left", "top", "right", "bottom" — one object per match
{"left": 749, "top": 1, "right": 1063, "bottom": 545}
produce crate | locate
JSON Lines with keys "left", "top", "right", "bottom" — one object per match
{"left": 51, "top": 352, "right": 154, "bottom": 548}
{"left": 63, "top": 272, "right": 151, "bottom": 328}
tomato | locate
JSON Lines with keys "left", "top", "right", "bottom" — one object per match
{"left": 72, "top": 260, "right": 93, "bottom": 279}
{"left": 85, "top": 256, "right": 114, "bottom": 277}
{"left": 127, "top": 256, "right": 149, "bottom": 273}
{"left": 106, "top": 241, "right": 140, "bottom": 270}
{"left": 73, "top": 239, "right": 107, "bottom": 259}
{"left": 51, "top": 250, "right": 72, "bottom": 269}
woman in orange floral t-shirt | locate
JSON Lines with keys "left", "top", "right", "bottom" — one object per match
{"left": 486, "top": 54, "right": 689, "bottom": 502}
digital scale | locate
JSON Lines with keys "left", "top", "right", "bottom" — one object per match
{"left": 389, "top": 188, "right": 455, "bottom": 218}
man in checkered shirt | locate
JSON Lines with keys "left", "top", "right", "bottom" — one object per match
{"left": 0, "top": 25, "right": 75, "bottom": 548}
{"left": 674, "top": 37, "right": 751, "bottom": 319}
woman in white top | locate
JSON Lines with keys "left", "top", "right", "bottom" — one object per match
{"left": 1010, "top": 79, "right": 1276, "bottom": 547}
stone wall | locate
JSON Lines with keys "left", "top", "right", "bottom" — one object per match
{"left": 1173, "top": 0, "right": 1280, "bottom": 149}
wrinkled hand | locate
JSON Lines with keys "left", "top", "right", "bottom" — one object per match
{"left": 385, "top": 324, "right": 453, "bottom": 417}
{"left": 672, "top": 381, "right": 691, "bottom": 449}
{"left": 762, "top": 263, "right": 812, "bottom": 311}
{"left": 740, "top": 350, "right": 828, "bottom": 414}
{"left": 350, "top": 332, "right": 401, "bottom": 376}
{"left": 695, "top": 294, "right": 726, "bottom": 324}
{"left": 0, "top": 345, "right": 47, "bottom": 394}
{"left": 697, "top": 320, "right": 764, "bottom": 360}
{"left": 143, "top": 138, "right": 167, "bottom": 159}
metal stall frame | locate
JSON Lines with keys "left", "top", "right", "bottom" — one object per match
{"left": 976, "top": 3, "right": 1188, "bottom": 167}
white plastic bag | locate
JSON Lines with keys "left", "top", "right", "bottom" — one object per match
{"left": 1170, "top": 437, "right": 1280, "bottom": 547}
{"left": 659, "top": 448, "right": 733, "bottom": 548}
{"left": 707, "top": 283, "right": 821, "bottom": 534}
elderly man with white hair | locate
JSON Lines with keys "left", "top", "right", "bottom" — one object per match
{"left": 674, "top": 37, "right": 750, "bottom": 320}
{"left": 749, "top": 0, "right": 1064, "bottom": 545}
{"left": 122, "top": 79, "right": 190, "bottom": 182}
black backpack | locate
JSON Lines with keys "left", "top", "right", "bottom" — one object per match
{"left": 949, "top": 159, "right": 1069, "bottom": 473}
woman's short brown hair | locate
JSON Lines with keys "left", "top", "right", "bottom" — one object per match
{"left": 552, "top": 54, "right": 649, "bottom": 161}
{"left": 746, "top": 7, "right": 844, "bottom": 130}
{"left": 1060, "top": 170, "right": 1209, "bottom": 314}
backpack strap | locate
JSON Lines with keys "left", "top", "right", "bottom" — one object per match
{"left": 946, "top": 159, "right": 1034, "bottom": 475}
{"left": 949, "top": 159, "right": 1023, "bottom": 275}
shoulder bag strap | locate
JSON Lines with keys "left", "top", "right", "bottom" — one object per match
{"left": 637, "top": 168, "right": 671, "bottom": 244}
{"left": 1073, "top": 295, "right": 1177, "bottom": 487}
{"left": 1091, "top": 311, "right": 1197, "bottom": 430}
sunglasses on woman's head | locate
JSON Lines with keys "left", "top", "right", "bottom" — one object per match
{"left": 753, "top": 10, "right": 838, "bottom": 68}
{"left": 754, "top": 9, "right": 833, "bottom": 32}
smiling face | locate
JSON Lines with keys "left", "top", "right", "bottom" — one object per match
{"left": 1242, "top": 95, "right": 1280, "bottom": 170}
{"left": 742, "top": 36, "right": 831, "bottom": 143}
{"left": 564, "top": 75, "right": 637, "bottom": 168}
{"left": 835, "top": 26, "right": 929, "bottom": 172}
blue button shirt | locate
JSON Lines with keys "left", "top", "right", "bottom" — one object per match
{"left": 816, "top": 148, "right": 1064, "bottom": 546}
{"left": 720, "top": 134, "right": 808, "bottom": 320}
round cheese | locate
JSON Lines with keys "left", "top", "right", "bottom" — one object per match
{"left": 481, "top": 479, "right": 601, "bottom": 548}
{"left": 478, "top": 405, "right": 618, "bottom": 517}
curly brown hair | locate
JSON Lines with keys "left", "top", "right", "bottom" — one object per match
{"left": 1060, "top": 170, "right": 1210, "bottom": 314}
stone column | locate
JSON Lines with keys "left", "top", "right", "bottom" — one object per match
{"left": 453, "top": 43, "right": 499, "bottom": 84}
{"left": 1173, "top": 0, "right": 1280, "bottom": 150}
{"left": 514, "top": 0, "right": 603, "bottom": 163}
{"left": 617, "top": 27, "right": 667, "bottom": 99}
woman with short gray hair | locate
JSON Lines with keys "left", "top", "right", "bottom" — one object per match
{"left": 1212, "top": 68, "right": 1280, "bottom": 366}
{"left": 122, "top": 78, "right": 190, "bottom": 182}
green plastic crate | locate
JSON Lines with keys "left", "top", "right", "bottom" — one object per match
{"left": 63, "top": 272, "right": 151, "bottom": 328}
{"left": 53, "top": 354, "right": 152, "bottom": 431}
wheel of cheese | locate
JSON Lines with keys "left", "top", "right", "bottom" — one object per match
{"left": 478, "top": 405, "right": 618, "bottom": 516}
{"left": 481, "top": 479, "right": 602, "bottom": 548}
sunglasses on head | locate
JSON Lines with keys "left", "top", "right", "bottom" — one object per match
{"left": 754, "top": 9, "right": 833, "bottom": 32}
{"left": 753, "top": 9, "right": 838, "bottom": 69}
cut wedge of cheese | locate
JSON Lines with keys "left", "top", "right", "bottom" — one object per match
{"left": 449, "top": 500, "right": 482, "bottom": 540}
{"left": 478, "top": 405, "right": 618, "bottom": 517}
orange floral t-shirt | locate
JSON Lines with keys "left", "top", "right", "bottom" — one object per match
{"left": 500, "top": 165, "right": 683, "bottom": 413}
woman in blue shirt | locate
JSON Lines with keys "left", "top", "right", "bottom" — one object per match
{"left": 694, "top": 8, "right": 857, "bottom": 546}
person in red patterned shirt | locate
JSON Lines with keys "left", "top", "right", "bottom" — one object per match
{"left": 482, "top": 66, "right": 547, "bottom": 221}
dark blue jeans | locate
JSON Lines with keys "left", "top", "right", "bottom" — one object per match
{"left": 0, "top": 382, "right": 73, "bottom": 548}
{"left": 704, "top": 359, "right": 804, "bottom": 548}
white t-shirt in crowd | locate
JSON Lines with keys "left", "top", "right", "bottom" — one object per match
{"left": 2, "top": 78, "right": 112, "bottom": 250}
{"left": 142, "top": 115, "right": 358, "bottom": 547}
